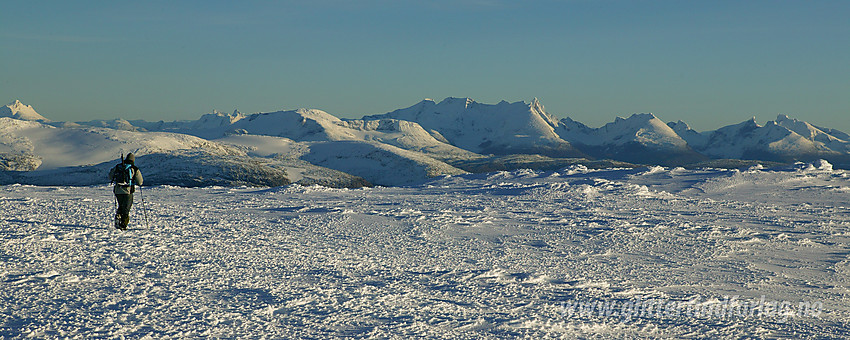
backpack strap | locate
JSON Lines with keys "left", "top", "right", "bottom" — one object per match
{"left": 113, "top": 164, "right": 123, "bottom": 185}
{"left": 124, "top": 164, "right": 135, "bottom": 186}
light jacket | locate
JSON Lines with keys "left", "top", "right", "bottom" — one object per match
{"left": 109, "top": 163, "right": 144, "bottom": 195}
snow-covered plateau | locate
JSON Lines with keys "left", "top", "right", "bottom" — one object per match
{"left": 2, "top": 162, "right": 849, "bottom": 338}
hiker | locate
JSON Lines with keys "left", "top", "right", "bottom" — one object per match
{"left": 108, "top": 153, "right": 144, "bottom": 230}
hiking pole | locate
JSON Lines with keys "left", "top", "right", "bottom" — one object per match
{"left": 109, "top": 152, "right": 123, "bottom": 230}
{"left": 138, "top": 186, "right": 151, "bottom": 229}
{"left": 113, "top": 194, "right": 119, "bottom": 229}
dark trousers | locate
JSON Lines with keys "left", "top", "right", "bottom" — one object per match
{"left": 115, "top": 194, "right": 133, "bottom": 228}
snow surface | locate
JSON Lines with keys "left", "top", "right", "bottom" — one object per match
{"left": 2, "top": 162, "right": 849, "bottom": 338}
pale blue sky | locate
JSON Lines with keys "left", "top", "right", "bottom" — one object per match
{"left": 2, "top": 0, "right": 848, "bottom": 132}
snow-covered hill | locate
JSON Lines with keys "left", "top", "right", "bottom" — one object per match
{"left": 337, "top": 119, "right": 482, "bottom": 162}
{"left": 69, "top": 119, "right": 144, "bottom": 132}
{"left": 0, "top": 100, "right": 471, "bottom": 186}
{"left": 0, "top": 116, "right": 373, "bottom": 188}
{"left": 0, "top": 146, "right": 372, "bottom": 189}
{"left": 138, "top": 107, "right": 480, "bottom": 162}
{"left": 0, "top": 150, "right": 288, "bottom": 187}
{"left": 214, "top": 134, "right": 468, "bottom": 187}
{"left": 226, "top": 109, "right": 355, "bottom": 141}
{"left": 142, "top": 108, "right": 477, "bottom": 185}
{"left": 0, "top": 117, "right": 237, "bottom": 170}
{"left": 299, "top": 141, "right": 467, "bottom": 186}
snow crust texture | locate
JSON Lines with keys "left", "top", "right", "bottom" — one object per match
{"left": 2, "top": 164, "right": 849, "bottom": 338}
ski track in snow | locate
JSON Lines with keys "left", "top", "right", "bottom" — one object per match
{"left": 1, "top": 166, "right": 849, "bottom": 338}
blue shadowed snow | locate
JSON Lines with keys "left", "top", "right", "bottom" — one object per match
{"left": 1, "top": 164, "right": 849, "bottom": 338}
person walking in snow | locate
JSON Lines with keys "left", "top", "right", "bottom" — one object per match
{"left": 109, "top": 153, "right": 144, "bottom": 230}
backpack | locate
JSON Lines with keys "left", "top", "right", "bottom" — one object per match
{"left": 114, "top": 163, "right": 136, "bottom": 186}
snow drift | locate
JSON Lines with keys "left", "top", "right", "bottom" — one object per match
{"left": 2, "top": 161, "right": 848, "bottom": 337}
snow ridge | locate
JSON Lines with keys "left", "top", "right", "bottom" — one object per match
{"left": 693, "top": 116, "right": 849, "bottom": 162}
{"left": 3, "top": 98, "right": 850, "bottom": 187}
{"left": 365, "top": 97, "right": 584, "bottom": 158}
{"left": 557, "top": 113, "right": 705, "bottom": 165}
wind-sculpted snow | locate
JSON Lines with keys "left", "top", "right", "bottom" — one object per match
{"left": 2, "top": 163, "right": 848, "bottom": 338}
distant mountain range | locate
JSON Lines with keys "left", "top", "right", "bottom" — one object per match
{"left": 2, "top": 98, "right": 848, "bottom": 187}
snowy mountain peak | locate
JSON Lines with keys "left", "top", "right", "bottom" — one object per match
{"left": 636, "top": 112, "right": 659, "bottom": 120}
{"left": 1, "top": 100, "right": 48, "bottom": 121}
{"left": 666, "top": 120, "right": 708, "bottom": 148}
{"left": 437, "top": 97, "right": 475, "bottom": 109}
{"left": 555, "top": 111, "right": 704, "bottom": 164}
{"left": 614, "top": 113, "right": 658, "bottom": 123}
{"left": 596, "top": 113, "right": 686, "bottom": 147}
{"left": 193, "top": 109, "right": 246, "bottom": 129}
{"left": 292, "top": 108, "right": 343, "bottom": 122}
{"left": 772, "top": 114, "right": 823, "bottom": 133}
{"left": 365, "top": 97, "right": 583, "bottom": 157}
{"left": 715, "top": 117, "right": 762, "bottom": 136}
{"left": 667, "top": 120, "right": 692, "bottom": 132}
{"left": 219, "top": 108, "right": 353, "bottom": 142}
{"left": 692, "top": 115, "right": 850, "bottom": 161}
{"left": 776, "top": 114, "right": 792, "bottom": 123}
{"left": 747, "top": 116, "right": 759, "bottom": 125}
{"left": 770, "top": 114, "right": 850, "bottom": 146}
{"left": 530, "top": 97, "right": 545, "bottom": 114}
{"left": 772, "top": 114, "right": 811, "bottom": 130}
{"left": 559, "top": 116, "right": 592, "bottom": 131}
